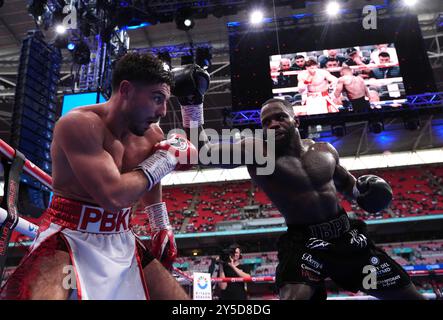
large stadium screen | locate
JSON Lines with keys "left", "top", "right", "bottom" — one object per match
{"left": 269, "top": 43, "right": 406, "bottom": 117}
{"left": 61, "top": 91, "right": 107, "bottom": 116}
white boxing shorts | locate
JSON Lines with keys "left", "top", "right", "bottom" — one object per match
{"left": 0, "top": 195, "right": 154, "bottom": 300}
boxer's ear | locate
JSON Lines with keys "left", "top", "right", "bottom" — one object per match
{"left": 293, "top": 116, "right": 300, "bottom": 128}
{"left": 119, "top": 80, "right": 132, "bottom": 98}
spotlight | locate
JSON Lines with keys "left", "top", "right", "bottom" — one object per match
{"left": 249, "top": 10, "right": 264, "bottom": 25}
{"left": 369, "top": 120, "right": 384, "bottom": 134}
{"left": 326, "top": 1, "right": 340, "bottom": 16}
{"left": 176, "top": 7, "right": 195, "bottom": 31}
{"left": 403, "top": 0, "right": 417, "bottom": 7}
{"left": 67, "top": 42, "right": 76, "bottom": 51}
{"left": 55, "top": 24, "right": 66, "bottom": 34}
{"left": 184, "top": 19, "right": 192, "bottom": 27}
{"left": 72, "top": 41, "right": 91, "bottom": 65}
{"left": 195, "top": 47, "right": 212, "bottom": 69}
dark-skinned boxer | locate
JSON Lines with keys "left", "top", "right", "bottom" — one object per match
{"left": 0, "top": 53, "right": 208, "bottom": 300}
{"left": 177, "top": 71, "right": 424, "bottom": 299}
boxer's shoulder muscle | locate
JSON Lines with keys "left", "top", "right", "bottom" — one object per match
{"left": 309, "top": 142, "right": 339, "bottom": 163}
{"left": 54, "top": 110, "right": 105, "bottom": 147}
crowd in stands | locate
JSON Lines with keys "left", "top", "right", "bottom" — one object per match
{"left": 8, "top": 164, "right": 443, "bottom": 241}
{"left": 130, "top": 165, "right": 443, "bottom": 235}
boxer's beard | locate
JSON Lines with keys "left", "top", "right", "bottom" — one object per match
{"left": 128, "top": 117, "right": 147, "bottom": 136}
{"left": 275, "top": 124, "right": 296, "bottom": 152}
{"left": 129, "top": 124, "right": 146, "bottom": 137}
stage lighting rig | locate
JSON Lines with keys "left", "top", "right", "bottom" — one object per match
{"left": 158, "top": 51, "right": 172, "bottom": 71}
{"left": 181, "top": 55, "right": 194, "bottom": 65}
{"left": 28, "top": 0, "right": 47, "bottom": 18}
{"left": 249, "top": 9, "right": 264, "bottom": 25}
{"left": 176, "top": 7, "right": 195, "bottom": 31}
{"left": 72, "top": 40, "right": 91, "bottom": 65}
{"left": 195, "top": 47, "right": 212, "bottom": 69}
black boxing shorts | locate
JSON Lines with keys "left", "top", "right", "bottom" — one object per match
{"left": 275, "top": 208, "right": 412, "bottom": 299}
{"left": 349, "top": 96, "right": 371, "bottom": 113}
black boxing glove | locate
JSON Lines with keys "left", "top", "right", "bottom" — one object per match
{"left": 171, "top": 64, "right": 210, "bottom": 128}
{"left": 353, "top": 175, "right": 393, "bottom": 213}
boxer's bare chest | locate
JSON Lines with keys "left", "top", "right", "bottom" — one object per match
{"left": 103, "top": 127, "right": 163, "bottom": 173}
{"left": 251, "top": 149, "right": 335, "bottom": 195}
{"left": 248, "top": 146, "right": 338, "bottom": 222}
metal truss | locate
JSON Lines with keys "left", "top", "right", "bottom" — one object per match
{"left": 231, "top": 92, "right": 443, "bottom": 126}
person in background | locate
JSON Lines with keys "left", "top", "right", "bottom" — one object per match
{"left": 218, "top": 244, "right": 250, "bottom": 300}
{"left": 319, "top": 49, "right": 346, "bottom": 68}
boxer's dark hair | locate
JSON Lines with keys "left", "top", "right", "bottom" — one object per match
{"left": 378, "top": 51, "right": 390, "bottom": 58}
{"left": 112, "top": 52, "right": 174, "bottom": 91}
{"left": 326, "top": 57, "right": 338, "bottom": 63}
{"left": 261, "top": 98, "right": 295, "bottom": 117}
{"left": 305, "top": 59, "right": 318, "bottom": 67}
{"left": 294, "top": 55, "right": 305, "bottom": 60}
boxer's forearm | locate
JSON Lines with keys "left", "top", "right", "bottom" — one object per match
{"left": 185, "top": 126, "right": 246, "bottom": 168}
{"left": 95, "top": 170, "right": 152, "bottom": 211}
{"left": 334, "top": 165, "right": 357, "bottom": 201}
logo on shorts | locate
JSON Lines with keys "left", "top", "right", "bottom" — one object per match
{"left": 349, "top": 229, "right": 368, "bottom": 248}
{"left": 301, "top": 264, "right": 322, "bottom": 282}
{"left": 302, "top": 253, "right": 323, "bottom": 269}
{"left": 305, "top": 238, "right": 331, "bottom": 250}
{"left": 370, "top": 256, "right": 379, "bottom": 265}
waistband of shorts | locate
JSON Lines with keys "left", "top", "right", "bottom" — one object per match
{"left": 349, "top": 96, "right": 367, "bottom": 102}
{"left": 307, "top": 91, "right": 329, "bottom": 97}
{"left": 286, "top": 209, "right": 350, "bottom": 241}
{"left": 42, "top": 195, "right": 133, "bottom": 234}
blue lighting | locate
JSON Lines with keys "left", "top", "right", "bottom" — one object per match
{"left": 67, "top": 42, "right": 76, "bottom": 50}
{"left": 227, "top": 21, "right": 241, "bottom": 27}
{"left": 124, "top": 22, "right": 151, "bottom": 30}
{"left": 433, "top": 124, "right": 443, "bottom": 138}
{"left": 373, "top": 132, "right": 396, "bottom": 148}
{"left": 62, "top": 92, "right": 107, "bottom": 116}
{"left": 292, "top": 13, "right": 312, "bottom": 19}
{"left": 318, "top": 136, "right": 343, "bottom": 149}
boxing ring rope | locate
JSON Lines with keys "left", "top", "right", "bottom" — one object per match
{"left": 0, "top": 139, "right": 52, "bottom": 189}
{"left": 270, "top": 62, "right": 401, "bottom": 77}
{"left": 0, "top": 138, "right": 439, "bottom": 299}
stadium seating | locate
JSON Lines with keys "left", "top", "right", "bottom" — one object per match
{"left": 174, "top": 240, "right": 443, "bottom": 276}
{"left": 8, "top": 164, "right": 443, "bottom": 241}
